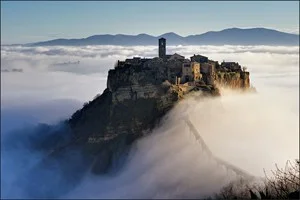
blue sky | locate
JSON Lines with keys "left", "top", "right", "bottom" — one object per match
{"left": 1, "top": 1, "right": 299, "bottom": 44}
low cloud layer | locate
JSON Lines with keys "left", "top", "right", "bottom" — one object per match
{"left": 1, "top": 45, "right": 299, "bottom": 74}
{"left": 64, "top": 89, "right": 298, "bottom": 198}
{"left": 1, "top": 44, "right": 299, "bottom": 198}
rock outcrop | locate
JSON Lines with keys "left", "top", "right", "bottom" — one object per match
{"left": 55, "top": 55, "right": 251, "bottom": 175}
{"left": 215, "top": 71, "right": 250, "bottom": 89}
{"left": 12, "top": 40, "right": 254, "bottom": 199}
{"left": 67, "top": 59, "right": 220, "bottom": 174}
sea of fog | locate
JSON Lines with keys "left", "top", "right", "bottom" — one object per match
{"left": 1, "top": 45, "right": 299, "bottom": 198}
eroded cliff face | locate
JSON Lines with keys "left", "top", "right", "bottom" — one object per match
{"left": 67, "top": 61, "right": 185, "bottom": 174}
{"left": 214, "top": 71, "right": 250, "bottom": 89}
{"left": 66, "top": 60, "right": 252, "bottom": 174}
{"left": 15, "top": 55, "right": 254, "bottom": 199}
{"left": 70, "top": 62, "right": 180, "bottom": 138}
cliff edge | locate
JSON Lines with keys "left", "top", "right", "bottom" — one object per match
{"left": 18, "top": 38, "right": 254, "bottom": 198}
{"left": 65, "top": 44, "right": 251, "bottom": 174}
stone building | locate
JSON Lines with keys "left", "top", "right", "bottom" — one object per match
{"left": 208, "top": 60, "right": 219, "bottom": 70}
{"left": 191, "top": 54, "right": 208, "bottom": 63}
{"left": 166, "top": 59, "right": 183, "bottom": 84}
{"left": 158, "top": 37, "right": 185, "bottom": 61}
{"left": 200, "top": 63, "right": 215, "bottom": 74}
{"left": 200, "top": 63, "right": 215, "bottom": 85}
{"left": 159, "top": 38, "right": 166, "bottom": 58}
{"left": 169, "top": 53, "right": 185, "bottom": 61}
{"left": 181, "top": 61, "right": 201, "bottom": 83}
{"left": 192, "top": 62, "right": 201, "bottom": 81}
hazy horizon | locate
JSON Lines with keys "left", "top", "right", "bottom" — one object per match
{"left": 1, "top": 27, "right": 299, "bottom": 46}
{"left": 1, "top": 1, "right": 299, "bottom": 44}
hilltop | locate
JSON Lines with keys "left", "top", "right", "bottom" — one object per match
{"left": 20, "top": 38, "right": 254, "bottom": 198}
{"left": 58, "top": 38, "right": 252, "bottom": 174}
{"left": 28, "top": 28, "right": 299, "bottom": 46}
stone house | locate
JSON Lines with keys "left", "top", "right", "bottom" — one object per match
{"left": 208, "top": 60, "right": 219, "bottom": 69}
{"left": 166, "top": 59, "right": 183, "bottom": 84}
{"left": 190, "top": 54, "right": 208, "bottom": 63}
{"left": 168, "top": 53, "right": 185, "bottom": 61}
{"left": 181, "top": 61, "right": 201, "bottom": 83}
{"left": 192, "top": 62, "right": 201, "bottom": 81}
{"left": 200, "top": 63, "right": 215, "bottom": 75}
{"left": 200, "top": 63, "right": 216, "bottom": 85}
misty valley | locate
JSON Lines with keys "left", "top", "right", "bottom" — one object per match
{"left": 1, "top": 40, "right": 299, "bottom": 199}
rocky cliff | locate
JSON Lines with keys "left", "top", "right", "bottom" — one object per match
{"left": 16, "top": 54, "right": 253, "bottom": 198}
{"left": 41, "top": 54, "right": 252, "bottom": 176}
{"left": 67, "top": 59, "right": 222, "bottom": 174}
{"left": 215, "top": 71, "right": 250, "bottom": 89}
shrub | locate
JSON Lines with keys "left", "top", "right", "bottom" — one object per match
{"left": 212, "top": 159, "right": 300, "bottom": 199}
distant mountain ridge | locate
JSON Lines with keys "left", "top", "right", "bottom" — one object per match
{"left": 28, "top": 28, "right": 299, "bottom": 46}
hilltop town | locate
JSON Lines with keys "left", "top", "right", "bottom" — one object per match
{"left": 32, "top": 38, "right": 253, "bottom": 182}
{"left": 21, "top": 38, "right": 254, "bottom": 198}
{"left": 110, "top": 38, "right": 250, "bottom": 97}
{"left": 64, "top": 38, "right": 252, "bottom": 174}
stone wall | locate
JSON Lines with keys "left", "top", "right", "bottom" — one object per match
{"left": 166, "top": 59, "right": 183, "bottom": 84}
{"left": 192, "top": 62, "right": 201, "bottom": 81}
{"left": 200, "top": 63, "right": 215, "bottom": 74}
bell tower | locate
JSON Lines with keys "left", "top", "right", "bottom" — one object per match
{"left": 158, "top": 38, "right": 166, "bottom": 58}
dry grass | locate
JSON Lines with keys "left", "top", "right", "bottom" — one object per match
{"left": 212, "top": 159, "right": 300, "bottom": 199}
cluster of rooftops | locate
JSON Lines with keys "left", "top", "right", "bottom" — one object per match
{"left": 115, "top": 38, "right": 245, "bottom": 85}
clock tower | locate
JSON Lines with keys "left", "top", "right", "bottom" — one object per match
{"left": 158, "top": 38, "right": 166, "bottom": 58}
